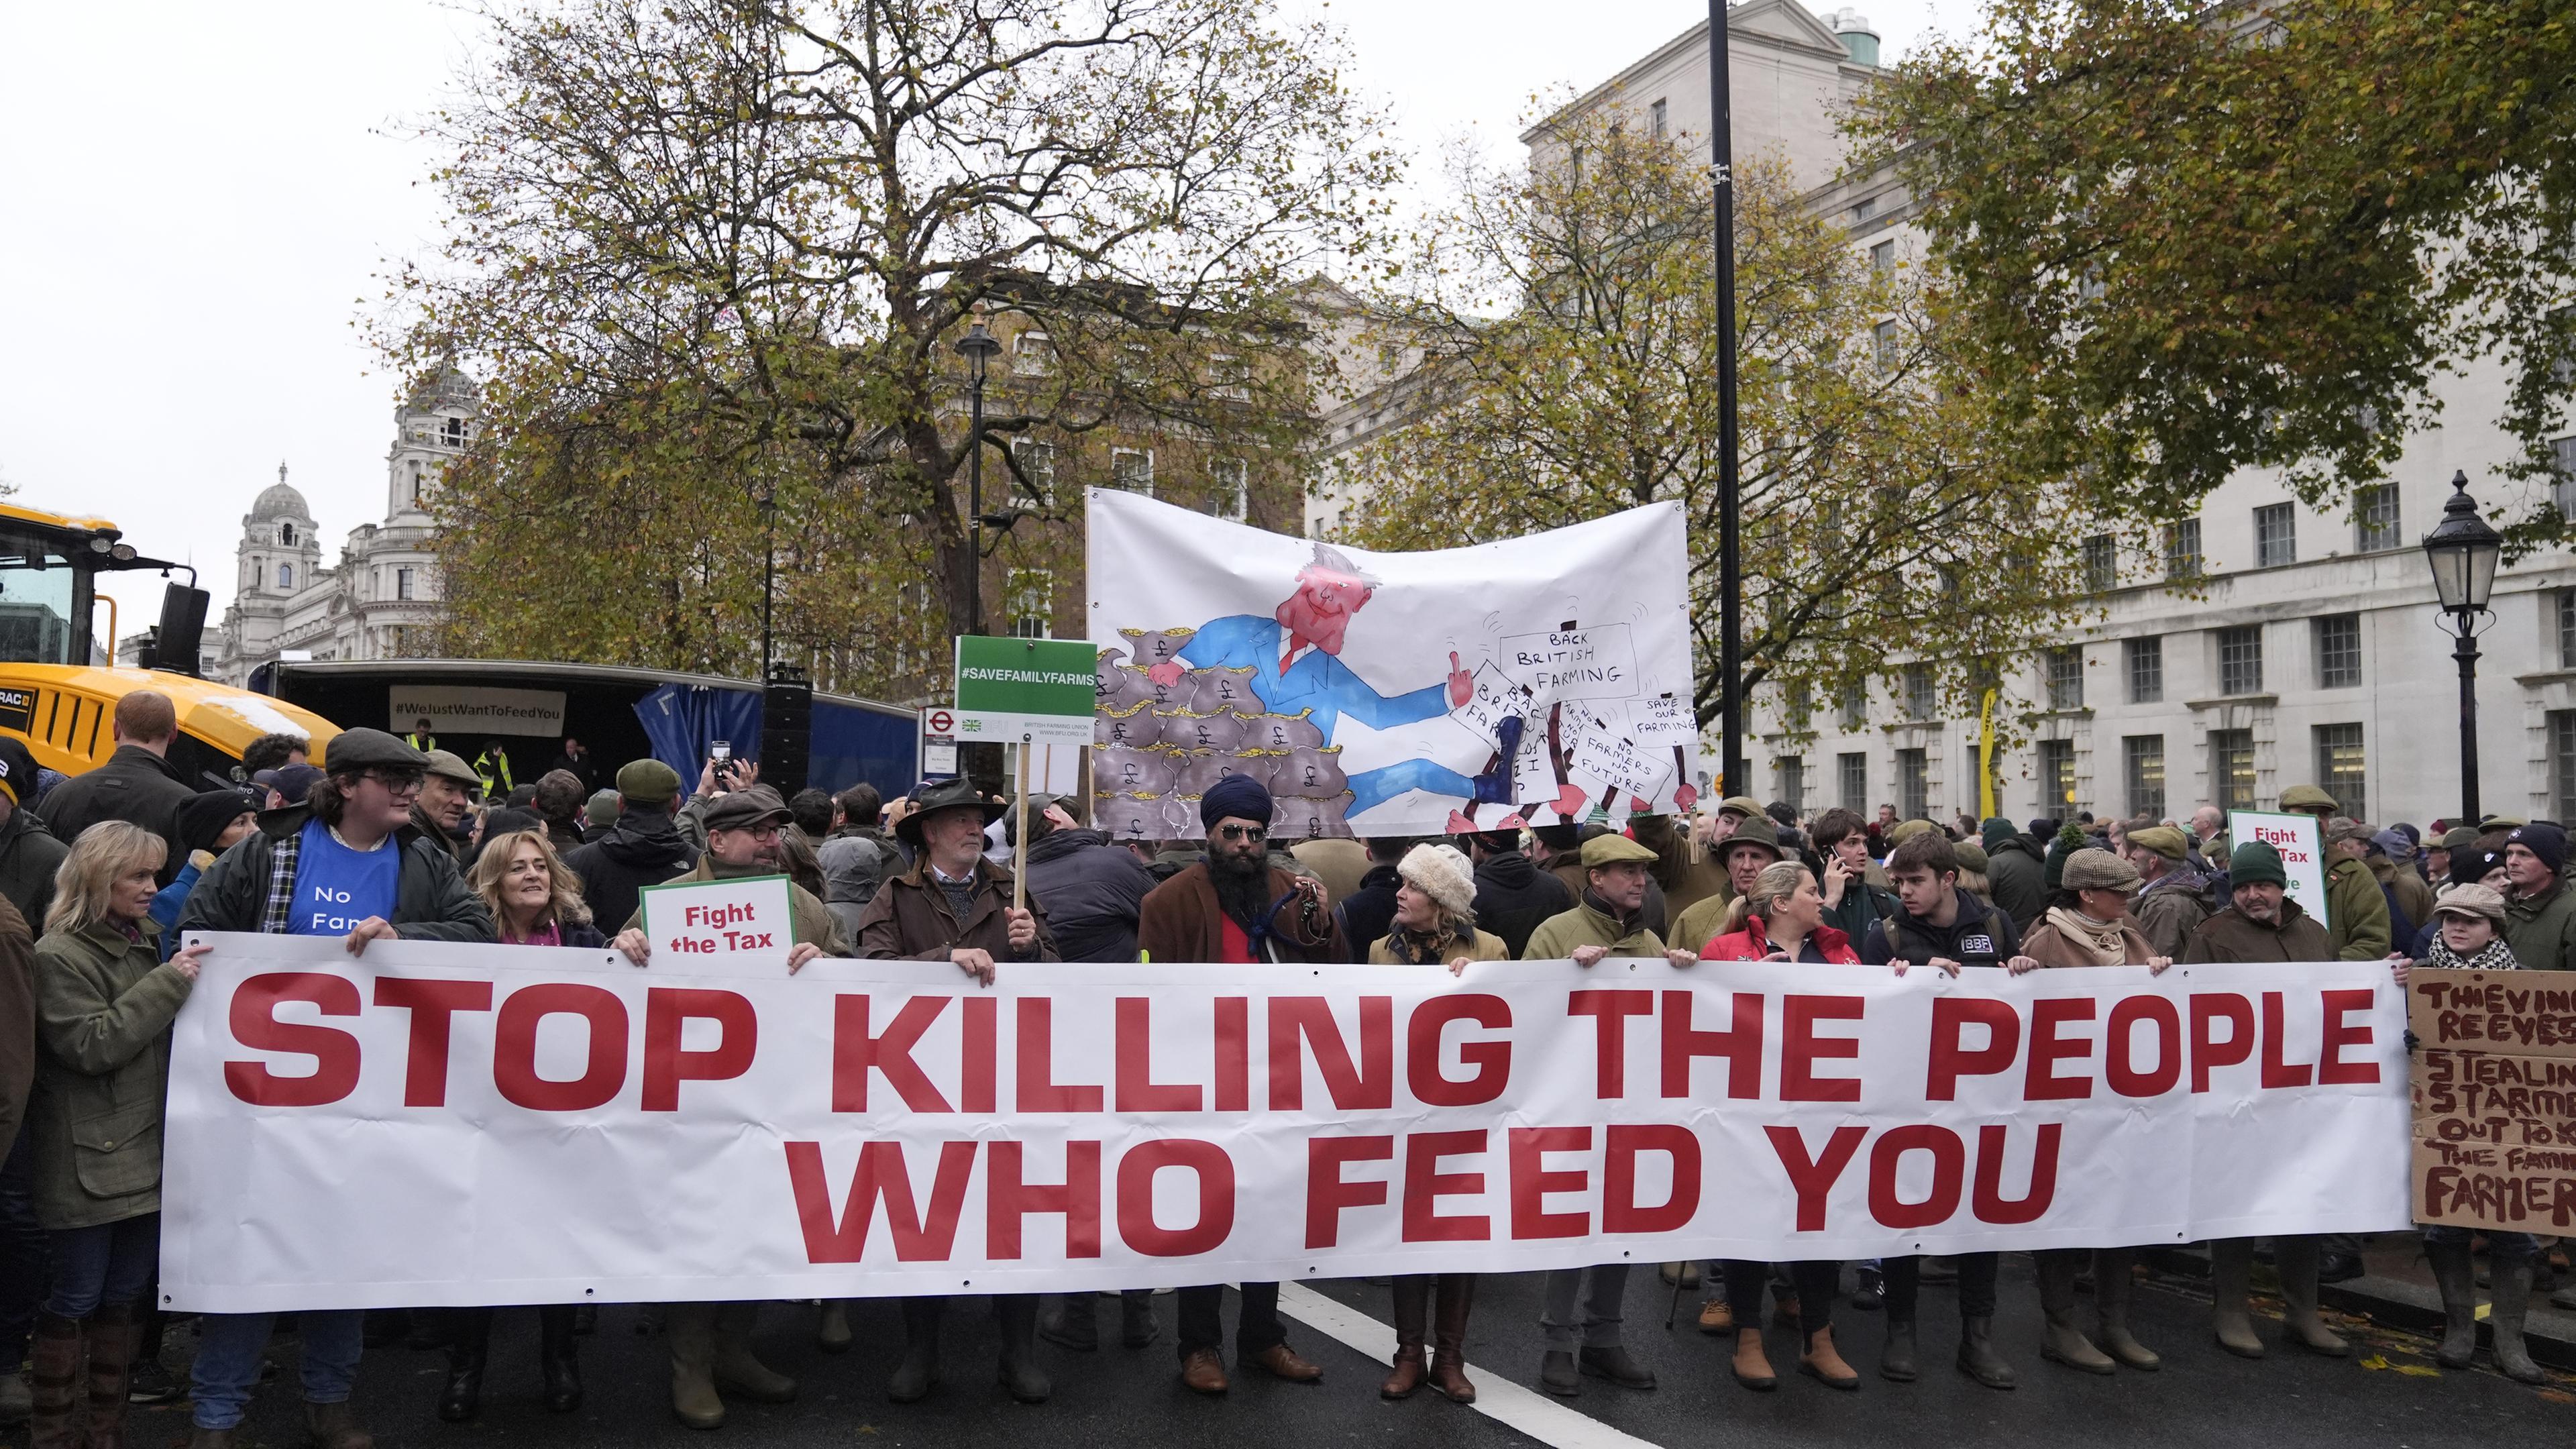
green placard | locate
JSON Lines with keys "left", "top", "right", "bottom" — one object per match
{"left": 953, "top": 635, "right": 1097, "bottom": 743}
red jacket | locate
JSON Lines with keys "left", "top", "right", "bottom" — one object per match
{"left": 1699, "top": 914, "right": 1860, "bottom": 964}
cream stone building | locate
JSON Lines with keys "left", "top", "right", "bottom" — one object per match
{"left": 211, "top": 370, "right": 473, "bottom": 686}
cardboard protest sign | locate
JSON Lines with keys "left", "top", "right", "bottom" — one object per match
{"left": 639, "top": 875, "right": 797, "bottom": 966}
{"left": 2407, "top": 968, "right": 2576, "bottom": 1232}
{"left": 2232, "top": 812, "right": 2328, "bottom": 928}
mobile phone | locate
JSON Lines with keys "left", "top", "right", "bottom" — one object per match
{"left": 711, "top": 740, "right": 733, "bottom": 764}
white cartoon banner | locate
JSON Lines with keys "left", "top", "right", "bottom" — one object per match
{"left": 1085, "top": 490, "right": 1697, "bottom": 839}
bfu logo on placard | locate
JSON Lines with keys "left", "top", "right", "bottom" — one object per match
{"left": 306, "top": 885, "right": 368, "bottom": 933}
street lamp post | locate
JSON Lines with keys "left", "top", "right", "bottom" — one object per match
{"left": 1707, "top": 0, "right": 1745, "bottom": 798}
{"left": 2422, "top": 470, "right": 2504, "bottom": 824}
{"left": 955, "top": 317, "right": 1002, "bottom": 638}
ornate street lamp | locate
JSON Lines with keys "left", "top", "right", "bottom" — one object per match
{"left": 2422, "top": 471, "right": 2503, "bottom": 824}
{"left": 955, "top": 317, "right": 1003, "bottom": 636}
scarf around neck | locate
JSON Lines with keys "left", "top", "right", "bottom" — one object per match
{"left": 2425, "top": 932, "right": 2520, "bottom": 972}
{"left": 2043, "top": 906, "right": 2131, "bottom": 966}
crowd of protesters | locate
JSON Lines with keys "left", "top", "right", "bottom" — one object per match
{"left": 0, "top": 688, "right": 2565, "bottom": 1444}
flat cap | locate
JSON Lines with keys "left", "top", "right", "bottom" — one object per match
{"left": 2127, "top": 824, "right": 2190, "bottom": 861}
{"left": 421, "top": 749, "right": 480, "bottom": 787}
{"left": 319, "top": 727, "right": 426, "bottom": 773}
{"left": 1717, "top": 795, "right": 1765, "bottom": 819}
{"left": 616, "top": 758, "right": 685, "bottom": 805}
{"left": 703, "top": 785, "right": 792, "bottom": 833}
{"left": 1580, "top": 833, "right": 1660, "bottom": 869}
{"left": 2432, "top": 881, "right": 2508, "bottom": 924}
{"left": 1887, "top": 818, "right": 1939, "bottom": 847}
{"left": 2061, "top": 848, "right": 2143, "bottom": 894}
{"left": 2439, "top": 826, "right": 2480, "bottom": 850}
{"left": 2279, "top": 784, "right": 2340, "bottom": 812}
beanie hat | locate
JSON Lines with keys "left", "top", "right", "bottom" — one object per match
{"left": 2229, "top": 840, "right": 2288, "bottom": 890}
{"left": 615, "top": 758, "right": 685, "bottom": 806}
{"left": 2061, "top": 847, "right": 2143, "bottom": 894}
{"left": 0, "top": 737, "right": 36, "bottom": 807}
{"left": 1980, "top": 816, "right": 2015, "bottom": 851}
{"left": 1199, "top": 772, "right": 1274, "bottom": 830}
{"left": 177, "top": 788, "right": 259, "bottom": 854}
{"left": 2370, "top": 828, "right": 2414, "bottom": 861}
{"left": 2127, "top": 824, "right": 2189, "bottom": 861}
{"left": 1397, "top": 843, "right": 1477, "bottom": 917}
{"left": 2508, "top": 822, "right": 2568, "bottom": 875}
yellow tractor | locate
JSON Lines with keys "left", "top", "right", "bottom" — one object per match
{"left": 0, "top": 501, "right": 337, "bottom": 784}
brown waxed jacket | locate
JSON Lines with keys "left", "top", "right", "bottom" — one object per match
{"left": 1137, "top": 862, "right": 1332, "bottom": 964}
{"left": 855, "top": 856, "right": 1059, "bottom": 963}
{"left": 0, "top": 897, "right": 34, "bottom": 1167}
{"left": 2182, "top": 898, "right": 2337, "bottom": 963}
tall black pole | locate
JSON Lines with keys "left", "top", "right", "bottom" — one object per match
{"left": 2455, "top": 629, "right": 2481, "bottom": 824}
{"left": 1707, "top": 0, "right": 1745, "bottom": 795}
{"left": 967, "top": 372, "right": 986, "bottom": 637}
{"left": 758, "top": 488, "right": 775, "bottom": 681}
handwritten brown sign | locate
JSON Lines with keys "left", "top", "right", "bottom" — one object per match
{"left": 2406, "top": 969, "right": 2576, "bottom": 1231}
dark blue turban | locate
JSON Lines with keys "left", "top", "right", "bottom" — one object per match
{"left": 1199, "top": 773, "right": 1275, "bottom": 830}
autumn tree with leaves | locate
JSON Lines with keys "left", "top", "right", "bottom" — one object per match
{"left": 384, "top": 0, "right": 1395, "bottom": 694}
{"left": 1331, "top": 113, "right": 2110, "bottom": 743}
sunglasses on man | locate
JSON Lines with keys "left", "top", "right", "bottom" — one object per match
{"left": 1218, "top": 824, "right": 1267, "bottom": 843}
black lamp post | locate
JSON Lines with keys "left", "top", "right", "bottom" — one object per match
{"left": 2422, "top": 470, "right": 2503, "bottom": 824}
{"left": 955, "top": 317, "right": 1002, "bottom": 638}
{"left": 1707, "top": 0, "right": 1744, "bottom": 797}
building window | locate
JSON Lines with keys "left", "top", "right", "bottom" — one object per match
{"left": 2045, "top": 646, "right": 2084, "bottom": 710}
{"left": 1007, "top": 568, "right": 1054, "bottom": 639}
{"left": 395, "top": 567, "right": 415, "bottom": 601}
{"left": 1111, "top": 447, "right": 1153, "bottom": 496}
{"left": 2555, "top": 437, "right": 2576, "bottom": 517}
{"left": 441, "top": 416, "right": 468, "bottom": 447}
{"left": 1870, "top": 240, "right": 1894, "bottom": 274}
{"left": 2210, "top": 729, "right": 2256, "bottom": 812}
{"left": 409, "top": 461, "right": 426, "bottom": 503}
{"left": 2555, "top": 712, "right": 2576, "bottom": 824}
{"left": 2314, "top": 723, "right": 2366, "bottom": 820}
{"left": 2216, "top": 625, "right": 2263, "bottom": 695}
{"left": 2081, "top": 534, "right": 2116, "bottom": 592}
{"left": 1896, "top": 748, "right": 1928, "bottom": 821}
{"left": 1837, "top": 752, "right": 1867, "bottom": 810}
{"left": 1210, "top": 353, "right": 1250, "bottom": 401}
{"left": 276, "top": 564, "right": 292, "bottom": 589}
{"left": 2313, "top": 613, "right": 2361, "bottom": 688}
{"left": 1839, "top": 684, "right": 1866, "bottom": 732}
{"left": 2124, "top": 735, "right": 2165, "bottom": 820}
{"left": 1775, "top": 756, "right": 1805, "bottom": 814}
{"left": 1649, "top": 97, "right": 1668, "bottom": 138}
{"left": 2037, "top": 739, "right": 2075, "bottom": 812}
{"left": 1014, "top": 440, "right": 1056, "bottom": 500}
{"left": 1903, "top": 665, "right": 1933, "bottom": 720}
{"left": 2164, "top": 518, "right": 2203, "bottom": 578}
{"left": 1210, "top": 458, "right": 1248, "bottom": 522}
{"left": 2353, "top": 483, "right": 2401, "bottom": 552}
{"left": 1872, "top": 321, "right": 1899, "bottom": 372}
{"left": 2254, "top": 502, "right": 2296, "bottom": 568}
{"left": 278, "top": 523, "right": 296, "bottom": 545}
{"left": 1853, "top": 195, "right": 1877, "bottom": 222}
{"left": 2559, "top": 590, "right": 2576, "bottom": 668}
{"left": 1013, "top": 331, "right": 1055, "bottom": 375}
{"left": 2126, "top": 637, "right": 2163, "bottom": 704}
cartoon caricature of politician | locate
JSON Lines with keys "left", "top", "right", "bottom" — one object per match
{"left": 1148, "top": 543, "right": 1475, "bottom": 819}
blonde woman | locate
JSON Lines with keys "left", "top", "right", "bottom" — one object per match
{"left": 443, "top": 830, "right": 598, "bottom": 1421}
{"left": 468, "top": 829, "right": 606, "bottom": 950}
{"left": 1367, "top": 845, "right": 1502, "bottom": 1404}
{"left": 29, "top": 822, "right": 207, "bottom": 1449}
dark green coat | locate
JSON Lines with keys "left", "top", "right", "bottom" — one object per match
{"left": 29, "top": 918, "right": 191, "bottom": 1230}
{"left": 0, "top": 808, "right": 66, "bottom": 932}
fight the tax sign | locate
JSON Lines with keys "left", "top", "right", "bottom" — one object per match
{"left": 2232, "top": 812, "right": 2329, "bottom": 927}
{"left": 953, "top": 635, "right": 1095, "bottom": 745}
{"left": 639, "top": 875, "right": 798, "bottom": 962}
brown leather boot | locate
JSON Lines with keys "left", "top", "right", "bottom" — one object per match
{"left": 1381, "top": 1344, "right": 1426, "bottom": 1399}
{"left": 29, "top": 1312, "right": 83, "bottom": 1449}
{"left": 1731, "top": 1328, "right": 1777, "bottom": 1390}
{"left": 1383, "top": 1277, "right": 1428, "bottom": 1398}
{"left": 1799, "top": 1325, "right": 1860, "bottom": 1391}
{"left": 85, "top": 1305, "right": 141, "bottom": 1449}
{"left": 1427, "top": 1276, "right": 1477, "bottom": 1404}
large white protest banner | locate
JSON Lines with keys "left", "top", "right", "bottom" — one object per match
{"left": 160, "top": 936, "right": 2412, "bottom": 1311}
{"left": 1086, "top": 488, "right": 1696, "bottom": 839}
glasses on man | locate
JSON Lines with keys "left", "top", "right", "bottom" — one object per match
{"left": 1218, "top": 824, "right": 1267, "bottom": 843}
{"left": 364, "top": 770, "right": 426, "bottom": 794}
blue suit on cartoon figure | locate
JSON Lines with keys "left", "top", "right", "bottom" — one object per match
{"left": 1173, "top": 613, "right": 1474, "bottom": 818}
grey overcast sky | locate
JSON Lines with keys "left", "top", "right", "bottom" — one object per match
{"left": 0, "top": 0, "right": 1979, "bottom": 632}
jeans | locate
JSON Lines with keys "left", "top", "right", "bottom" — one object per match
{"left": 1882, "top": 1253, "right": 1998, "bottom": 1321}
{"left": 2425, "top": 1224, "right": 2540, "bottom": 1261}
{"left": 42, "top": 1213, "right": 158, "bottom": 1320}
{"left": 0, "top": 1129, "right": 48, "bottom": 1362}
{"left": 1722, "top": 1259, "right": 1839, "bottom": 1336}
{"left": 1539, "top": 1263, "right": 1630, "bottom": 1349}
{"left": 1176, "top": 1283, "right": 1285, "bottom": 1358}
{"left": 190, "top": 1309, "right": 366, "bottom": 1430}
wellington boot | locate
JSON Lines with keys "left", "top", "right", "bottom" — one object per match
{"left": 2489, "top": 1258, "right": 2548, "bottom": 1385}
{"left": 711, "top": 1303, "right": 797, "bottom": 1403}
{"left": 1036, "top": 1295, "right": 1098, "bottom": 1352}
{"left": 437, "top": 1307, "right": 492, "bottom": 1423}
{"left": 300, "top": 1399, "right": 374, "bottom": 1449}
{"left": 2037, "top": 1252, "right": 2114, "bottom": 1375}
{"left": 1120, "top": 1290, "right": 1161, "bottom": 1349}
{"left": 1427, "top": 1277, "right": 1476, "bottom": 1404}
{"left": 815, "top": 1300, "right": 853, "bottom": 1354}
{"left": 664, "top": 1304, "right": 724, "bottom": 1430}
{"left": 888, "top": 1298, "right": 943, "bottom": 1403}
{"left": 1878, "top": 1314, "right": 1919, "bottom": 1383}
{"left": 2092, "top": 1251, "right": 2159, "bottom": 1371}
{"left": 1955, "top": 1316, "right": 2017, "bottom": 1389}
{"left": 1798, "top": 1326, "right": 1860, "bottom": 1391}
{"left": 1381, "top": 1344, "right": 1426, "bottom": 1399}
{"left": 1731, "top": 1330, "right": 1777, "bottom": 1391}
{"left": 1538, "top": 1349, "right": 1578, "bottom": 1397}
{"left": 2209, "top": 1239, "right": 2266, "bottom": 1359}
{"left": 994, "top": 1296, "right": 1052, "bottom": 1405}
{"left": 30, "top": 1312, "right": 83, "bottom": 1449}
{"left": 2275, "top": 1237, "right": 2350, "bottom": 1357}
{"left": 2428, "top": 1239, "right": 2480, "bottom": 1371}
{"left": 539, "top": 1304, "right": 584, "bottom": 1413}
{"left": 85, "top": 1305, "right": 140, "bottom": 1449}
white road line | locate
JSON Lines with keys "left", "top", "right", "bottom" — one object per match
{"left": 1275, "top": 1281, "right": 1670, "bottom": 1449}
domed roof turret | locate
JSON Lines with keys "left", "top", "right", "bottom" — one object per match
{"left": 252, "top": 463, "right": 310, "bottom": 521}
{"left": 407, "top": 362, "right": 480, "bottom": 412}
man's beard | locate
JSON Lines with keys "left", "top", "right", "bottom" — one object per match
{"left": 1211, "top": 849, "right": 1273, "bottom": 930}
